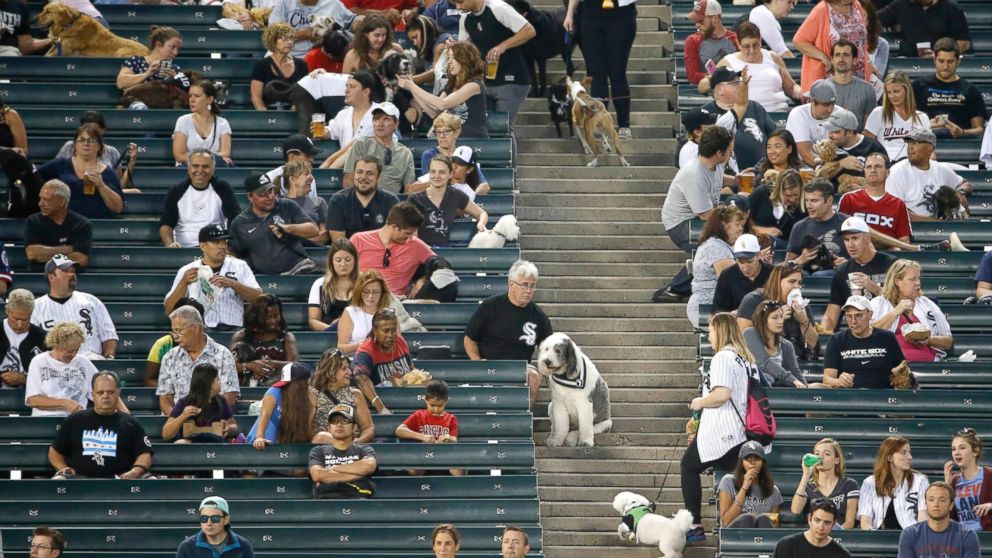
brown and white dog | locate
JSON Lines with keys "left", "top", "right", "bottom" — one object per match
{"left": 37, "top": 3, "right": 149, "bottom": 58}
{"left": 566, "top": 76, "right": 630, "bottom": 168}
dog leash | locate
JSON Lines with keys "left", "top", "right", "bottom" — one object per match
{"left": 648, "top": 425, "right": 688, "bottom": 513}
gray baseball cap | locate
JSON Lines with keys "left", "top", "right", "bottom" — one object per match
{"left": 809, "top": 80, "right": 837, "bottom": 104}
{"left": 820, "top": 108, "right": 859, "bottom": 132}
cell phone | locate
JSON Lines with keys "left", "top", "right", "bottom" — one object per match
{"left": 705, "top": 59, "right": 717, "bottom": 75}
{"left": 159, "top": 59, "right": 173, "bottom": 73}
{"left": 937, "top": 114, "right": 949, "bottom": 125}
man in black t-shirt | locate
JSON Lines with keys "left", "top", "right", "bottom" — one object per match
{"left": 0, "top": 0, "right": 50, "bottom": 55}
{"left": 326, "top": 156, "right": 399, "bottom": 241}
{"left": 49, "top": 372, "right": 154, "bottom": 479}
{"left": 464, "top": 260, "right": 552, "bottom": 409}
{"left": 912, "top": 38, "right": 986, "bottom": 138}
{"left": 454, "top": 0, "right": 536, "bottom": 127}
{"left": 25, "top": 180, "right": 93, "bottom": 272}
{"left": 786, "top": 179, "right": 850, "bottom": 275}
{"left": 701, "top": 68, "right": 777, "bottom": 170}
{"left": 712, "top": 233, "right": 771, "bottom": 314}
{"left": 819, "top": 216, "right": 897, "bottom": 333}
{"left": 773, "top": 499, "right": 852, "bottom": 558}
{"left": 823, "top": 296, "right": 906, "bottom": 389}
{"left": 309, "top": 403, "right": 377, "bottom": 499}
{"left": 878, "top": 0, "right": 970, "bottom": 58}
{"left": 817, "top": 108, "right": 886, "bottom": 192}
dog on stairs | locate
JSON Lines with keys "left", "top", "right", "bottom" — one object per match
{"left": 613, "top": 491, "right": 694, "bottom": 558}
{"left": 566, "top": 76, "right": 631, "bottom": 167}
{"left": 537, "top": 332, "right": 612, "bottom": 447}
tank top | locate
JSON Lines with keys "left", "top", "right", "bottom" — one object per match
{"left": 451, "top": 79, "right": 489, "bottom": 138}
{"left": 0, "top": 112, "right": 15, "bottom": 149}
{"left": 345, "top": 306, "right": 375, "bottom": 344}
{"left": 724, "top": 50, "right": 790, "bottom": 112}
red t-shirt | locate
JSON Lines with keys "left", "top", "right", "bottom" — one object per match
{"left": 341, "top": 0, "right": 417, "bottom": 30}
{"left": 402, "top": 408, "right": 459, "bottom": 438}
{"left": 304, "top": 48, "right": 344, "bottom": 73}
{"left": 351, "top": 229, "right": 435, "bottom": 295}
{"left": 838, "top": 189, "right": 913, "bottom": 240}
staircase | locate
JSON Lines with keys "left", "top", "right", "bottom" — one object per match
{"left": 512, "top": 2, "right": 718, "bottom": 556}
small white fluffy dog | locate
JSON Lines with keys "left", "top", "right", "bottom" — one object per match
{"left": 537, "top": 332, "right": 612, "bottom": 447}
{"left": 467, "top": 214, "right": 520, "bottom": 248}
{"left": 613, "top": 491, "right": 694, "bottom": 558}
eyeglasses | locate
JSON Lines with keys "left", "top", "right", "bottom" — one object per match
{"left": 30, "top": 544, "right": 53, "bottom": 550}
{"left": 510, "top": 280, "right": 537, "bottom": 291}
{"left": 75, "top": 137, "right": 100, "bottom": 144}
{"left": 171, "top": 323, "right": 197, "bottom": 336}
{"left": 435, "top": 128, "right": 454, "bottom": 136}
{"left": 382, "top": 248, "right": 391, "bottom": 268}
{"left": 200, "top": 514, "right": 225, "bottom": 523}
{"left": 362, "top": 288, "right": 382, "bottom": 296}
{"left": 956, "top": 427, "right": 978, "bottom": 437}
{"left": 383, "top": 147, "right": 393, "bottom": 166}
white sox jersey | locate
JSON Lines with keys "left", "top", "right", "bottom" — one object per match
{"left": 31, "top": 292, "right": 119, "bottom": 356}
{"left": 165, "top": 256, "right": 260, "bottom": 328}
{"left": 696, "top": 347, "right": 755, "bottom": 462}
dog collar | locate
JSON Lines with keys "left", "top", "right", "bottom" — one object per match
{"left": 494, "top": 230, "right": 507, "bottom": 240}
{"left": 551, "top": 354, "right": 587, "bottom": 389}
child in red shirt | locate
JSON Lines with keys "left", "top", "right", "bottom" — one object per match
{"left": 395, "top": 379, "right": 464, "bottom": 476}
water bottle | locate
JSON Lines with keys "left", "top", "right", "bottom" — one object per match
{"left": 803, "top": 453, "right": 821, "bottom": 468}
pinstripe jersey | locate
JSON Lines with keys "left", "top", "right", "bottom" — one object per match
{"left": 165, "top": 256, "right": 260, "bottom": 328}
{"left": 31, "top": 292, "right": 119, "bottom": 357}
{"left": 696, "top": 347, "right": 756, "bottom": 462}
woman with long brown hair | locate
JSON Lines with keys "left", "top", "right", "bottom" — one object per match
{"left": 687, "top": 205, "right": 745, "bottom": 327}
{"left": 858, "top": 436, "right": 929, "bottom": 529}
{"left": 247, "top": 363, "right": 319, "bottom": 452}
{"left": 736, "top": 262, "right": 819, "bottom": 360}
{"left": 308, "top": 239, "right": 359, "bottom": 331}
{"left": 398, "top": 41, "right": 489, "bottom": 139}
{"left": 311, "top": 348, "right": 375, "bottom": 443}
{"left": 864, "top": 71, "right": 929, "bottom": 161}
{"left": 681, "top": 312, "right": 761, "bottom": 542}
{"left": 790, "top": 438, "right": 860, "bottom": 529}
{"left": 743, "top": 299, "right": 806, "bottom": 388}
{"left": 342, "top": 15, "right": 403, "bottom": 73}
{"left": 945, "top": 428, "right": 992, "bottom": 531}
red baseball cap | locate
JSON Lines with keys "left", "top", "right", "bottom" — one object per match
{"left": 687, "top": 0, "right": 722, "bottom": 22}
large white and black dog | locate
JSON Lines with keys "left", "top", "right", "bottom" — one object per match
{"left": 537, "top": 332, "right": 612, "bottom": 447}
{"left": 613, "top": 491, "right": 694, "bottom": 558}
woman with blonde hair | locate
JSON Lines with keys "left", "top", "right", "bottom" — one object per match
{"left": 342, "top": 15, "right": 403, "bottom": 73}
{"left": 250, "top": 23, "right": 309, "bottom": 110}
{"left": 308, "top": 239, "right": 358, "bottom": 331}
{"left": 282, "top": 159, "right": 327, "bottom": 244}
{"left": 748, "top": 167, "right": 804, "bottom": 248}
{"left": 398, "top": 41, "right": 489, "bottom": 139}
{"left": 858, "top": 436, "right": 929, "bottom": 529}
{"left": 863, "top": 71, "right": 930, "bottom": 161}
{"left": 338, "top": 270, "right": 393, "bottom": 355}
{"left": 790, "top": 438, "right": 860, "bottom": 529}
{"left": 311, "top": 348, "right": 375, "bottom": 442}
{"left": 680, "top": 312, "right": 761, "bottom": 542}
{"left": 869, "top": 259, "right": 952, "bottom": 362}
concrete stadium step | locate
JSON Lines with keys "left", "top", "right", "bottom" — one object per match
{"left": 535, "top": 289, "right": 669, "bottom": 304}
{"left": 539, "top": 276, "right": 670, "bottom": 290}
{"left": 522, "top": 235, "right": 673, "bottom": 250}
{"left": 517, "top": 193, "right": 664, "bottom": 207}
{"left": 538, "top": 387, "right": 696, "bottom": 403}
{"left": 540, "top": 485, "right": 684, "bottom": 503}
{"left": 533, "top": 432, "right": 685, "bottom": 447}
{"left": 519, "top": 98, "right": 672, "bottom": 113}
{"left": 517, "top": 152, "right": 674, "bottom": 166}
{"left": 521, "top": 221, "right": 666, "bottom": 235}
{"left": 555, "top": 331, "right": 695, "bottom": 346}
{"left": 534, "top": 262, "right": 682, "bottom": 276}
{"left": 534, "top": 417, "right": 688, "bottom": 434}
{"left": 514, "top": 111, "right": 675, "bottom": 126}
{"left": 567, "top": 345, "right": 695, "bottom": 360}
{"left": 524, "top": 248, "right": 683, "bottom": 264}
{"left": 538, "top": 302, "right": 687, "bottom": 318}
{"left": 517, "top": 177, "right": 667, "bottom": 193}
{"left": 549, "top": 316, "right": 683, "bottom": 331}
{"left": 515, "top": 124, "right": 674, "bottom": 139}
{"left": 518, "top": 137, "right": 677, "bottom": 154}
{"left": 598, "top": 372, "right": 699, "bottom": 388}
{"left": 540, "top": 472, "right": 684, "bottom": 488}
{"left": 547, "top": 545, "right": 717, "bottom": 558}
{"left": 516, "top": 166, "right": 676, "bottom": 180}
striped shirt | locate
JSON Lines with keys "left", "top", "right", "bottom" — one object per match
{"left": 697, "top": 347, "right": 755, "bottom": 462}
{"left": 31, "top": 292, "right": 118, "bottom": 357}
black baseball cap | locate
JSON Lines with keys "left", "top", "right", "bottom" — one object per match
{"left": 683, "top": 107, "right": 718, "bottom": 134}
{"left": 282, "top": 134, "right": 321, "bottom": 159}
{"left": 199, "top": 224, "right": 230, "bottom": 243}
{"left": 328, "top": 403, "right": 356, "bottom": 423}
{"left": 710, "top": 68, "right": 741, "bottom": 90}
{"left": 244, "top": 172, "right": 277, "bottom": 194}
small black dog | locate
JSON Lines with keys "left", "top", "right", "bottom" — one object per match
{"left": 929, "top": 185, "right": 968, "bottom": 220}
{"left": 511, "top": 0, "right": 578, "bottom": 97}
{"left": 548, "top": 81, "right": 573, "bottom": 138}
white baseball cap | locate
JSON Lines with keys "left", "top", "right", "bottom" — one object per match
{"left": 733, "top": 234, "right": 761, "bottom": 258}
{"left": 371, "top": 102, "right": 400, "bottom": 120}
{"left": 842, "top": 295, "right": 871, "bottom": 311}
{"left": 840, "top": 216, "right": 870, "bottom": 235}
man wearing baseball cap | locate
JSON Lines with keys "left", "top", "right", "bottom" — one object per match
{"left": 700, "top": 66, "right": 776, "bottom": 170}
{"left": 822, "top": 294, "right": 906, "bottom": 389}
{"left": 786, "top": 79, "right": 842, "bottom": 166}
{"left": 818, "top": 216, "right": 897, "bottom": 334}
{"left": 886, "top": 128, "right": 972, "bottom": 219}
{"left": 343, "top": 102, "right": 415, "bottom": 194}
{"left": 683, "top": 0, "right": 738, "bottom": 86}
{"left": 818, "top": 107, "right": 886, "bottom": 189}
{"left": 264, "top": 134, "right": 322, "bottom": 199}
{"left": 712, "top": 233, "right": 771, "bottom": 314}
{"left": 164, "top": 225, "right": 262, "bottom": 330}
{"left": 176, "top": 496, "right": 255, "bottom": 557}
{"left": 228, "top": 173, "right": 320, "bottom": 275}
{"left": 309, "top": 403, "right": 378, "bottom": 499}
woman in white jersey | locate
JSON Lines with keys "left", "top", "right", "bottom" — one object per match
{"left": 863, "top": 71, "right": 930, "bottom": 162}
{"left": 680, "top": 312, "right": 761, "bottom": 542}
{"left": 858, "top": 436, "right": 929, "bottom": 529}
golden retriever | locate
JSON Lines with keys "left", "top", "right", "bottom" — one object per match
{"left": 38, "top": 3, "right": 149, "bottom": 58}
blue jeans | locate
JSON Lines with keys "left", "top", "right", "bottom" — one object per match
{"left": 665, "top": 219, "right": 693, "bottom": 296}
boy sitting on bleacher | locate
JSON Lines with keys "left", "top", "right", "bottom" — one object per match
{"left": 309, "top": 403, "right": 378, "bottom": 498}
{"left": 395, "top": 379, "right": 465, "bottom": 476}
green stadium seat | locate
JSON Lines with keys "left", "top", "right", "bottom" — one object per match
{"left": 780, "top": 276, "right": 975, "bottom": 303}
{"left": 27, "top": 137, "right": 514, "bottom": 167}
{"left": 718, "top": 528, "right": 992, "bottom": 558}
{"left": 0, "top": 474, "right": 537, "bottom": 501}
{"left": 0, "top": 497, "right": 539, "bottom": 525}
{"left": 767, "top": 388, "right": 992, "bottom": 416}
{"left": 9, "top": 272, "right": 508, "bottom": 302}
{"left": 703, "top": 359, "right": 992, "bottom": 388}
{"left": 0, "top": 386, "right": 529, "bottom": 414}
{"left": 54, "top": 4, "right": 223, "bottom": 26}
{"left": 0, "top": 412, "right": 533, "bottom": 442}
{"left": 765, "top": 443, "right": 949, "bottom": 473}
{"left": 699, "top": 304, "right": 992, "bottom": 332}
{"left": 689, "top": 249, "right": 983, "bottom": 275}
{"left": 78, "top": 358, "right": 525, "bottom": 386}
{"left": 699, "top": 332, "right": 988, "bottom": 357}
{"left": 0, "top": 441, "right": 536, "bottom": 472}
{"left": 5, "top": 246, "right": 520, "bottom": 273}
{"left": 775, "top": 417, "right": 992, "bottom": 443}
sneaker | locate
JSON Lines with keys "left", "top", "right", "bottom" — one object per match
{"left": 686, "top": 525, "right": 706, "bottom": 543}
{"left": 651, "top": 288, "right": 687, "bottom": 304}
{"left": 949, "top": 232, "right": 969, "bottom": 252}
{"left": 618, "top": 127, "right": 632, "bottom": 140}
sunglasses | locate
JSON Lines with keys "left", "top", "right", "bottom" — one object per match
{"left": 200, "top": 514, "right": 225, "bottom": 523}
{"left": 383, "top": 147, "right": 393, "bottom": 166}
{"left": 382, "top": 248, "right": 391, "bottom": 268}
{"left": 762, "top": 300, "right": 784, "bottom": 309}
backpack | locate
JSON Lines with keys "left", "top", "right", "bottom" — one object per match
{"left": 732, "top": 365, "right": 777, "bottom": 445}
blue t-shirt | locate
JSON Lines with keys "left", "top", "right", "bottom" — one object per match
{"left": 955, "top": 470, "right": 984, "bottom": 531}
{"left": 898, "top": 520, "right": 981, "bottom": 558}
{"left": 36, "top": 158, "right": 125, "bottom": 219}
{"left": 976, "top": 251, "right": 992, "bottom": 285}
{"left": 422, "top": 0, "right": 461, "bottom": 36}
{"left": 247, "top": 386, "right": 283, "bottom": 443}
